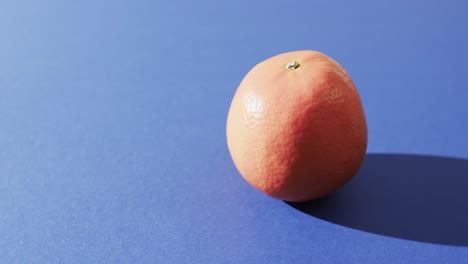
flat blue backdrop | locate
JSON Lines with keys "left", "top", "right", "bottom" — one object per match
{"left": 1, "top": 0, "right": 468, "bottom": 263}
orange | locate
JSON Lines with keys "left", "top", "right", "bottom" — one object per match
{"left": 226, "top": 50, "right": 367, "bottom": 202}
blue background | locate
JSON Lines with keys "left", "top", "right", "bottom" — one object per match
{"left": 1, "top": 0, "right": 468, "bottom": 263}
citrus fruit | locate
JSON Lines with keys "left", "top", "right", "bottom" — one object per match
{"left": 226, "top": 50, "right": 367, "bottom": 202}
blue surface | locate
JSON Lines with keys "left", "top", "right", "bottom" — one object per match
{"left": 1, "top": 0, "right": 468, "bottom": 263}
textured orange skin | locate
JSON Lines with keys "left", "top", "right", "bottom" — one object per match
{"left": 226, "top": 50, "right": 367, "bottom": 202}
